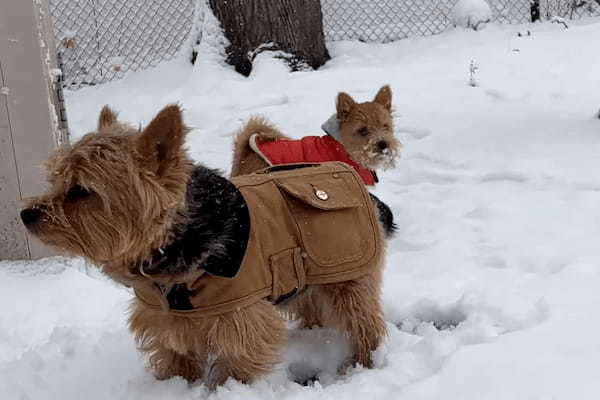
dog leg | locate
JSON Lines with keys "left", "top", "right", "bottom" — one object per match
{"left": 320, "top": 273, "right": 387, "bottom": 368}
{"left": 205, "top": 300, "right": 286, "bottom": 389}
{"left": 129, "top": 301, "right": 207, "bottom": 382}
{"left": 369, "top": 193, "right": 397, "bottom": 238}
{"left": 296, "top": 298, "right": 323, "bottom": 329}
{"left": 149, "top": 346, "right": 204, "bottom": 382}
{"left": 285, "top": 287, "right": 325, "bottom": 328}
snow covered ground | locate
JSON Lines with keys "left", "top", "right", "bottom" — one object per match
{"left": 2, "top": 17, "right": 600, "bottom": 399}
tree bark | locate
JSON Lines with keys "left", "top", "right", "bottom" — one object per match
{"left": 208, "top": 0, "right": 330, "bottom": 76}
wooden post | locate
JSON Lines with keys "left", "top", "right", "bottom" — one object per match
{"left": 531, "top": 0, "right": 541, "bottom": 22}
{"left": 0, "top": 0, "right": 68, "bottom": 260}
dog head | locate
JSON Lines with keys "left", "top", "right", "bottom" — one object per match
{"left": 20, "top": 105, "right": 191, "bottom": 269}
{"left": 336, "top": 85, "right": 401, "bottom": 171}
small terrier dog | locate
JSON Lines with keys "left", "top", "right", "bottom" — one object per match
{"left": 21, "top": 105, "right": 390, "bottom": 389}
{"left": 231, "top": 85, "right": 402, "bottom": 186}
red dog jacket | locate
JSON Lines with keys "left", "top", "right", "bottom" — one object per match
{"left": 250, "top": 135, "right": 377, "bottom": 186}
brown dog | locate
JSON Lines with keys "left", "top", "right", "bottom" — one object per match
{"left": 231, "top": 85, "right": 401, "bottom": 185}
{"left": 20, "top": 105, "right": 388, "bottom": 389}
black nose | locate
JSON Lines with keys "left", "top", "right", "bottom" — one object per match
{"left": 377, "top": 141, "right": 388, "bottom": 151}
{"left": 20, "top": 208, "right": 42, "bottom": 226}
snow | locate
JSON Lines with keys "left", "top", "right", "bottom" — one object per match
{"left": 450, "top": 0, "right": 493, "bottom": 30}
{"left": 3, "top": 17, "right": 600, "bottom": 399}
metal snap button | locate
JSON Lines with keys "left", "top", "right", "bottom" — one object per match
{"left": 314, "top": 188, "right": 329, "bottom": 201}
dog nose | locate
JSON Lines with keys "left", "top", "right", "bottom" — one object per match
{"left": 20, "top": 207, "right": 42, "bottom": 226}
{"left": 377, "top": 141, "right": 388, "bottom": 151}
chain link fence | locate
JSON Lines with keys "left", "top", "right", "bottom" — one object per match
{"left": 49, "top": 0, "right": 600, "bottom": 90}
{"left": 322, "top": 0, "right": 600, "bottom": 42}
{"left": 49, "top": 0, "right": 196, "bottom": 89}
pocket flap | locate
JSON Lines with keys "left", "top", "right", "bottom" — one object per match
{"left": 276, "top": 174, "right": 362, "bottom": 211}
{"left": 275, "top": 169, "right": 375, "bottom": 268}
{"left": 269, "top": 247, "right": 305, "bottom": 305}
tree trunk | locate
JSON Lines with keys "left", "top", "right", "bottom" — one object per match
{"left": 208, "top": 0, "right": 330, "bottom": 76}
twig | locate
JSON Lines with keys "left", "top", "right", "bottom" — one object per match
{"left": 551, "top": 16, "right": 570, "bottom": 29}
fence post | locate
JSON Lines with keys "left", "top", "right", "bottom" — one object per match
{"left": 0, "top": 0, "right": 67, "bottom": 260}
{"left": 531, "top": 0, "right": 541, "bottom": 22}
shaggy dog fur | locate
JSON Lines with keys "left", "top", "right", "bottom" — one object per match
{"left": 21, "top": 105, "right": 389, "bottom": 389}
{"left": 230, "top": 85, "right": 401, "bottom": 178}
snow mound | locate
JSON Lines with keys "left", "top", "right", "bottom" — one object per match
{"left": 450, "top": 0, "right": 493, "bottom": 31}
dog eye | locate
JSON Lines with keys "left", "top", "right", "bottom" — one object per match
{"left": 358, "top": 127, "right": 369, "bottom": 137}
{"left": 65, "top": 184, "right": 91, "bottom": 201}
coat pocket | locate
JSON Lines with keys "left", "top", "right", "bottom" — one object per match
{"left": 276, "top": 170, "right": 376, "bottom": 268}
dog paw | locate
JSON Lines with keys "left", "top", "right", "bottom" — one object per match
{"left": 283, "top": 327, "right": 350, "bottom": 385}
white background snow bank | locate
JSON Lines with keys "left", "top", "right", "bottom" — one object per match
{"left": 450, "top": 0, "right": 493, "bottom": 30}
{"left": 2, "top": 18, "right": 600, "bottom": 399}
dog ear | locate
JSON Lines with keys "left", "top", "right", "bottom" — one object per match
{"left": 98, "top": 105, "right": 118, "bottom": 130}
{"left": 137, "top": 104, "right": 188, "bottom": 175}
{"left": 336, "top": 92, "right": 356, "bottom": 121}
{"left": 373, "top": 85, "right": 392, "bottom": 111}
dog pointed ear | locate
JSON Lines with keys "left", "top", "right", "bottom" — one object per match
{"left": 336, "top": 92, "right": 356, "bottom": 121}
{"left": 373, "top": 85, "right": 392, "bottom": 111}
{"left": 137, "top": 104, "right": 188, "bottom": 175}
{"left": 98, "top": 105, "right": 118, "bottom": 130}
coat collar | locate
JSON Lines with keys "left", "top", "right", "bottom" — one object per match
{"left": 131, "top": 166, "right": 251, "bottom": 286}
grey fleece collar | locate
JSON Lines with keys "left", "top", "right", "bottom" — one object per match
{"left": 321, "top": 113, "right": 342, "bottom": 141}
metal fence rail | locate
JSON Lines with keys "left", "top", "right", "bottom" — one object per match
{"left": 49, "top": 0, "right": 600, "bottom": 89}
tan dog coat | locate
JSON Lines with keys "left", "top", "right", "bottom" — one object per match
{"left": 134, "top": 162, "right": 382, "bottom": 316}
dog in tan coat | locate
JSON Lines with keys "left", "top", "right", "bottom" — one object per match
{"left": 20, "top": 105, "right": 390, "bottom": 389}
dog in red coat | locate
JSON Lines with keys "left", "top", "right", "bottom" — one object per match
{"left": 230, "top": 85, "right": 401, "bottom": 187}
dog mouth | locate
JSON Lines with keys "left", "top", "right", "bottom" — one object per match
{"left": 20, "top": 205, "right": 87, "bottom": 256}
{"left": 360, "top": 139, "right": 401, "bottom": 171}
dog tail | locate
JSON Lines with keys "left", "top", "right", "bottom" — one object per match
{"left": 231, "top": 117, "right": 289, "bottom": 176}
{"left": 369, "top": 193, "right": 397, "bottom": 238}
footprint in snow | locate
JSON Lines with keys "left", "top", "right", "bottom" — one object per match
{"left": 240, "top": 94, "right": 290, "bottom": 111}
{"left": 480, "top": 171, "right": 529, "bottom": 184}
{"left": 282, "top": 327, "right": 350, "bottom": 387}
{"left": 397, "top": 126, "right": 432, "bottom": 140}
{"left": 484, "top": 89, "right": 507, "bottom": 101}
{"left": 409, "top": 152, "right": 469, "bottom": 171}
{"left": 396, "top": 300, "right": 468, "bottom": 334}
{"left": 287, "top": 362, "right": 320, "bottom": 386}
